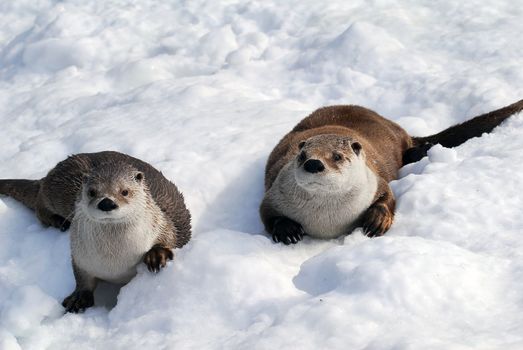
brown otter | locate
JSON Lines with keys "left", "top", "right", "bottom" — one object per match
{"left": 260, "top": 100, "right": 523, "bottom": 244}
{"left": 0, "top": 151, "right": 191, "bottom": 312}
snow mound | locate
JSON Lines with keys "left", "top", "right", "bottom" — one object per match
{"left": 1, "top": 0, "right": 523, "bottom": 349}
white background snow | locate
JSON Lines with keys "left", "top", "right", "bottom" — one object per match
{"left": 1, "top": 0, "right": 523, "bottom": 349}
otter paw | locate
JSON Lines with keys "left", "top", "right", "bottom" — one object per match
{"left": 272, "top": 217, "right": 305, "bottom": 245}
{"left": 362, "top": 204, "right": 394, "bottom": 237}
{"left": 60, "top": 220, "right": 71, "bottom": 232}
{"left": 144, "top": 245, "right": 174, "bottom": 273}
{"left": 62, "top": 290, "right": 94, "bottom": 313}
{"left": 50, "top": 214, "right": 70, "bottom": 231}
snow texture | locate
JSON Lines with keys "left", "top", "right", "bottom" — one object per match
{"left": 1, "top": 0, "right": 523, "bottom": 349}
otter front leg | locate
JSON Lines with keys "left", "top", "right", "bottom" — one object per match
{"left": 62, "top": 262, "right": 97, "bottom": 313}
{"left": 361, "top": 179, "right": 395, "bottom": 237}
{"left": 260, "top": 198, "right": 304, "bottom": 245}
{"left": 36, "top": 204, "right": 71, "bottom": 231}
{"left": 272, "top": 217, "right": 305, "bottom": 245}
{"left": 143, "top": 245, "right": 174, "bottom": 273}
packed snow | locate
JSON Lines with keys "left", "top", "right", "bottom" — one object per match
{"left": 1, "top": 0, "right": 523, "bottom": 349}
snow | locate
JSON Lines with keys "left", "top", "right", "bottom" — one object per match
{"left": 1, "top": 0, "right": 523, "bottom": 349}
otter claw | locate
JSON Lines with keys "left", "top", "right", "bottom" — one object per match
{"left": 272, "top": 217, "right": 304, "bottom": 245}
{"left": 361, "top": 204, "right": 393, "bottom": 237}
{"left": 144, "top": 245, "right": 173, "bottom": 273}
{"left": 62, "top": 290, "right": 94, "bottom": 313}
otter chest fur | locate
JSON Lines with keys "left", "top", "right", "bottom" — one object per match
{"left": 267, "top": 162, "right": 378, "bottom": 239}
{"left": 70, "top": 214, "right": 159, "bottom": 283}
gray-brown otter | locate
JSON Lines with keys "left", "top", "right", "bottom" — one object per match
{"left": 0, "top": 151, "right": 191, "bottom": 312}
{"left": 261, "top": 100, "right": 523, "bottom": 244}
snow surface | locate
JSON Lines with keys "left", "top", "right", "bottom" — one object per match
{"left": 1, "top": 0, "right": 523, "bottom": 349}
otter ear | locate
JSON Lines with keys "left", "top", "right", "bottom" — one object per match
{"left": 135, "top": 172, "right": 144, "bottom": 182}
{"left": 298, "top": 141, "right": 306, "bottom": 149}
{"left": 351, "top": 142, "right": 362, "bottom": 155}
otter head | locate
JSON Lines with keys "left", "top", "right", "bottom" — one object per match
{"left": 78, "top": 163, "right": 148, "bottom": 223}
{"left": 293, "top": 134, "right": 366, "bottom": 193}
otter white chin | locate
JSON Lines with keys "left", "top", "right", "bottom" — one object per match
{"left": 261, "top": 100, "right": 523, "bottom": 244}
{"left": 0, "top": 151, "right": 191, "bottom": 312}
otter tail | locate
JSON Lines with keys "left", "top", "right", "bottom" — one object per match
{"left": 403, "top": 99, "right": 523, "bottom": 164}
{"left": 0, "top": 179, "right": 40, "bottom": 210}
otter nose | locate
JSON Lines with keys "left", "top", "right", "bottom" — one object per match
{"left": 303, "top": 159, "right": 325, "bottom": 173}
{"left": 97, "top": 198, "right": 118, "bottom": 212}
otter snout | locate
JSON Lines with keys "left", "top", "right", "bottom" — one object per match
{"left": 97, "top": 198, "right": 118, "bottom": 212}
{"left": 303, "top": 159, "right": 325, "bottom": 173}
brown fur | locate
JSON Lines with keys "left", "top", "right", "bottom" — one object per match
{"left": 262, "top": 101, "right": 523, "bottom": 241}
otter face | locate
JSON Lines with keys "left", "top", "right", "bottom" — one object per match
{"left": 78, "top": 164, "right": 147, "bottom": 223}
{"left": 293, "top": 134, "right": 365, "bottom": 193}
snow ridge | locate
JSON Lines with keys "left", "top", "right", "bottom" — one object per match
{"left": 1, "top": 1, "right": 523, "bottom": 349}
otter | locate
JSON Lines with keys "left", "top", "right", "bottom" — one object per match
{"left": 261, "top": 100, "right": 523, "bottom": 244}
{"left": 0, "top": 151, "right": 191, "bottom": 312}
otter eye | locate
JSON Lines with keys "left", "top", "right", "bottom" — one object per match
{"left": 88, "top": 189, "right": 96, "bottom": 197}
{"left": 298, "top": 151, "right": 307, "bottom": 162}
{"left": 121, "top": 190, "right": 129, "bottom": 197}
{"left": 351, "top": 142, "right": 362, "bottom": 155}
{"left": 333, "top": 153, "right": 342, "bottom": 161}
